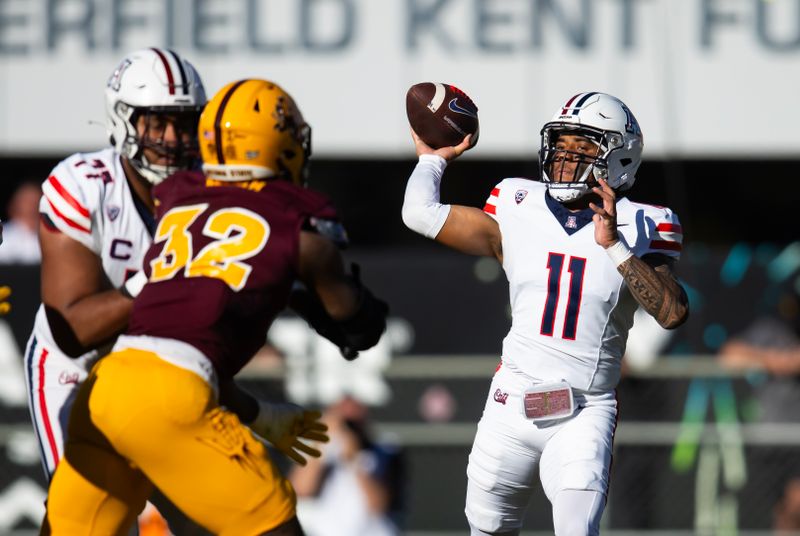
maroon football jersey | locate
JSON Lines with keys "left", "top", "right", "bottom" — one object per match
{"left": 127, "top": 171, "right": 339, "bottom": 379}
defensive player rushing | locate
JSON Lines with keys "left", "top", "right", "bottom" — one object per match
{"left": 402, "top": 92, "right": 688, "bottom": 535}
{"left": 24, "top": 48, "right": 206, "bottom": 482}
{"left": 45, "top": 79, "right": 388, "bottom": 535}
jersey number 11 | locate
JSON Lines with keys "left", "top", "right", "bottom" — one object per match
{"left": 540, "top": 253, "right": 586, "bottom": 340}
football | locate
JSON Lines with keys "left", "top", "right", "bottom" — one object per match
{"left": 406, "top": 82, "right": 479, "bottom": 150}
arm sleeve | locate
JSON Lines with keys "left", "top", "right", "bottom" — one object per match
{"left": 401, "top": 154, "right": 451, "bottom": 239}
{"left": 643, "top": 208, "right": 682, "bottom": 261}
{"left": 39, "top": 165, "right": 99, "bottom": 253}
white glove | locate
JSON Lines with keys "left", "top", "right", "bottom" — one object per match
{"left": 250, "top": 402, "right": 329, "bottom": 465}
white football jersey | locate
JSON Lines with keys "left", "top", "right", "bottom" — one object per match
{"left": 33, "top": 147, "right": 154, "bottom": 369}
{"left": 484, "top": 179, "right": 682, "bottom": 393}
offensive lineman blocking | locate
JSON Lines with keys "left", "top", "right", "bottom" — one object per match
{"left": 402, "top": 92, "right": 688, "bottom": 535}
{"left": 25, "top": 48, "right": 206, "bottom": 479}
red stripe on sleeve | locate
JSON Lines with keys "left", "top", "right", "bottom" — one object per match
{"left": 491, "top": 188, "right": 500, "bottom": 197}
{"left": 484, "top": 203, "right": 496, "bottom": 215}
{"left": 656, "top": 223, "right": 682, "bottom": 233}
{"left": 46, "top": 199, "right": 90, "bottom": 234}
{"left": 48, "top": 176, "right": 90, "bottom": 218}
{"left": 650, "top": 240, "right": 682, "bottom": 251}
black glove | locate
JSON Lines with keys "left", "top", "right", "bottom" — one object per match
{"left": 290, "top": 264, "right": 389, "bottom": 361}
{"left": 289, "top": 286, "right": 358, "bottom": 360}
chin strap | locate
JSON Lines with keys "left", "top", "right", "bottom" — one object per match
{"left": 547, "top": 183, "right": 591, "bottom": 203}
{"left": 130, "top": 153, "right": 170, "bottom": 185}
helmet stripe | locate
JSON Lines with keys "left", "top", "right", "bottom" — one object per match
{"left": 571, "top": 92, "right": 598, "bottom": 115}
{"left": 561, "top": 93, "right": 582, "bottom": 115}
{"left": 214, "top": 79, "right": 249, "bottom": 164}
{"left": 166, "top": 49, "right": 188, "bottom": 95}
{"left": 150, "top": 47, "right": 176, "bottom": 96}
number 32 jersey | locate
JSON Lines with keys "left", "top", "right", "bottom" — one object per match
{"left": 128, "top": 170, "right": 340, "bottom": 381}
{"left": 484, "top": 179, "right": 682, "bottom": 394}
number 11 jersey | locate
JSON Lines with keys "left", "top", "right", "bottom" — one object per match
{"left": 484, "top": 179, "right": 682, "bottom": 393}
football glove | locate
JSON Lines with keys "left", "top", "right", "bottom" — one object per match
{"left": 250, "top": 402, "right": 329, "bottom": 465}
{"left": 290, "top": 285, "right": 358, "bottom": 360}
{"left": 290, "top": 263, "right": 389, "bottom": 361}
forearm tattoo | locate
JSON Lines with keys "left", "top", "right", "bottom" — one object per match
{"left": 617, "top": 255, "right": 689, "bottom": 329}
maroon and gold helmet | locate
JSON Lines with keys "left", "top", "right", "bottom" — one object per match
{"left": 199, "top": 79, "right": 311, "bottom": 185}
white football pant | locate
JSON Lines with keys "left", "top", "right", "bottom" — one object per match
{"left": 23, "top": 333, "right": 90, "bottom": 478}
{"left": 465, "top": 363, "right": 616, "bottom": 535}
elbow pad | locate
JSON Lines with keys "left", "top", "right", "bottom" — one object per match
{"left": 401, "top": 154, "right": 451, "bottom": 238}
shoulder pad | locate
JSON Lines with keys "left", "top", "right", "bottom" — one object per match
{"left": 483, "top": 178, "right": 541, "bottom": 219}
{"left": 40, "top": 160, "right": 96, "bottom": 249}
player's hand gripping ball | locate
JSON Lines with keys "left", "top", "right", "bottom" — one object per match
{"left": 406, "top": 82, "right": 479, "bottom": 149}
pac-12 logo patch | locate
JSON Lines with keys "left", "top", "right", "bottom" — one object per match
{"left": 107, "top": 205, "right": 121, "bottom": 221}
{"left": 515, "top": 190, "right": 528, "bottom": 204}
{"left": 566, "top": 215, "right": 578, "bottom": 229}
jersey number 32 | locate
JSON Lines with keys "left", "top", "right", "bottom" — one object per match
{"left": 149, "top": 204, "right": 270, "bottom": 291}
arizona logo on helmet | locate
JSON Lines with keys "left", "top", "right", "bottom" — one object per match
{"left": 621, "top": 103, "right": 642, "bottom": 137}
{"left": 107, "top": 59, "right": 132, "bottom": 92}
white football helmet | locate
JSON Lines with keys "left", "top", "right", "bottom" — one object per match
{"left": 539, "top": 92, "right": 643, "bottom": 203}
{"left": 105, "top": 48, "right": 206, "bottom": 185}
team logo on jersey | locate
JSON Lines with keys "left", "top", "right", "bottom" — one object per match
{"left": 493, "top": 388, "right": 509, "bottom": 405}
{"left": 514, "top": 190, "right": 528, "bottom": 204}
{"left": 107, "top": 205, "right": 120, "bottom": 221}
{"left": 58, "top": 371, "right": 80, "bottom": 385}
{"left": 565, "top": 215, "right": 578, "bottom": 229}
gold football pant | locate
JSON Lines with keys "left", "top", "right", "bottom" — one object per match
{"left": 46, "top": 348, "right": 296, "bottom": 535}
